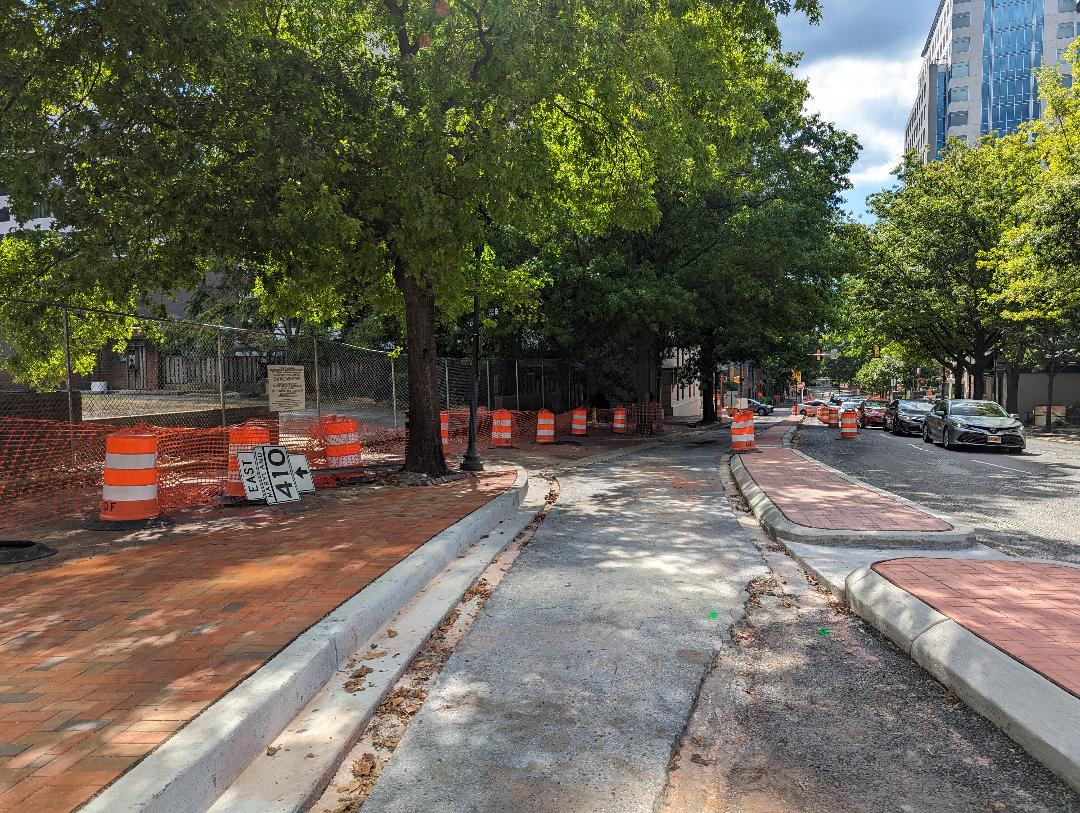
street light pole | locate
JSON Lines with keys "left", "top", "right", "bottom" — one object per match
{"left": 461, "top": 249, "right": 484, "bottom": 472}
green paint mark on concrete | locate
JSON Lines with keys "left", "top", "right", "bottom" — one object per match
{"left": 709, "top": 611, "right": 719, "bottom": 620}
{"left": 818, "top": 627, "right": 830, "bottom": 637}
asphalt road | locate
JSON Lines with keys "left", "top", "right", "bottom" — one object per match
{"left": 797, "top": 420, "right": 1080, "bottom": 565}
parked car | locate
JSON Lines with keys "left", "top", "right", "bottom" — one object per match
{"left": 747, "top": 398, "right": 774, "bottom": 416}
{"left": 857, "top": 398, "right": 888, "bottom": 428}
{"left": 797, "top": 399, "right": 828, "bottom": 416}
{"left": 883, "top": 399, "right": 933, "bottom": 436}
{"left": 922, "top": 399, "right": 1026, "bottom": 453}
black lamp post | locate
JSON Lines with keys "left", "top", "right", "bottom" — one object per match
{"left": 461, "top": 251, "right": 484, "bottom": 472}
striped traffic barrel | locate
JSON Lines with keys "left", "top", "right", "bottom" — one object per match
{"left": 827, "top": 406, "right": 840, "bottom": 428}
{"left": 840, "top": 410, "right": 859, "bottom": 440}
{"left": 816, "top": 404, "right": 829, "bottom": 423}
{"left": 731, "top": 410, "right": 756, "bottom": 452}
{"left": 571, "top": 408, "right": 587, "bottom": 436}
{"left": 227, "top": 424, "right": 271, "bottom": 498}
{"left": 536, "top": 409, "right": 555, "bottom": 444}
{"left": 491, "top": 409, "right": 513, "bottom": 447}
{"left": 100, "top": 431, "right": 160, "bottom": 522}
{"left": 791, "top": 403, "right": 798, "bottom": 416}
{"left": 612, "top": 407, "right": 627, "bottom": 434}
{"left": 321, "top": 415, "right": 362, "bottom": 466}
{"left": 440, "top": 410, "right": 450, "bottom": 454}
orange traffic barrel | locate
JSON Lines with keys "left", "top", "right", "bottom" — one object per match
{"left": 731, "top": 410, "right": 756, "bottom": 452}
{"left": 840, "top": 410, "right": 858, "bottom": 440}
{"left": 321, "top": 415, "right": 362, "bottom": 467}
{"left": 99, "top": 431, "right": 160, "bottom": 523}
{"left": 612, "top": 407, "right": 627, "bottom": 434}
{"left": 827, "top": 406, "right": 840, "bottom": 428}
{"left": 571, "top": 408, "right": 587, "bottom": 436}
{"left": 440, "top": 411, "right": 450, "bottom": 454}
{"left": 536, "top": 409, "right": 555, "bottom": 444}
{"left": 791, "top": 403, "right": 798, "bottom": 416}
{"left": 492, "top": 409, "right": 513, "bottom": 447}
{"left": 227, "top": 423, "right": 271, "bottom": 497}
{"left": 816, "top": 404, "right": 829, "bottom": 423}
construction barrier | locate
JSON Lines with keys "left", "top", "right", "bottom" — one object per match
{"left": 536, "top": 409, "right": 555, "bottom": 444}
{"left": 827, "top": 406, "right": 840, "bottom": 428}
{"left": 791, "top": 404, "right": 798, "bottom": 416}
{"left": 816, "top": 404, "right": 829, "bottom": 423}
{"left": 99, "top": 431, "right": 160, "bottom": 523}
{"left": 612, "top": 407, "right": 626, "bottom": 434}
{"left": 440, "top": 411, "right": 450, "bottom": 455}
{"left": 227, "top": 423, "right": 272, "bottom": 498}
{"left": 731, "top": 410, "right": 756, "bottom": 452}
{"left": 320, "top": 415, "right": 362, "bottom": 467}
{"left": 571, "top": 408, "right": 587, "bottom": 436}
{"left": 492, "top": 409, "right": 513, "bottom": 447}
{"left": 840, "top": 410, "right": 858, "bottom": 440}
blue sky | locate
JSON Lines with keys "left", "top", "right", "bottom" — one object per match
{"left": 779, "top": 0, "right": 942, "bottom": 219}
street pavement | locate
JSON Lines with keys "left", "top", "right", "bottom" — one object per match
{"left": 797, "top": 422, "right": 1080, "bottom": 565}
{"left": 357, "top": 428, "right": 1079, "bottom": 812}
{"left": 362, "top": 436, "right": 767, "bottom": 812}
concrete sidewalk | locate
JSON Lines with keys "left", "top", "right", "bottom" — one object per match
{"left": 0, "top": 469, "right": 518, "bottom": 813}
{"left": 360, "top": 438, "right": 764, "bottom": 812}
{"left": 729, "top": 422, "right": 1080, "bottom": 794}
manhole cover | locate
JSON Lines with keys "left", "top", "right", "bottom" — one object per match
{"left": 0, "top": 541, "right": 57, "bottom": 565}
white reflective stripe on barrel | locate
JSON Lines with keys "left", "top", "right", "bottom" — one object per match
{"left": 326, "top": 432, "right": 360, "bottom": 445}
{"left": 104, "top": 453, "right": 157, "bottom": 470}
{"left": 103, "top": 484, "right": 159, "bottom": 501}
{"left": 329, "top": 453, "right": 362, "bottom": 466}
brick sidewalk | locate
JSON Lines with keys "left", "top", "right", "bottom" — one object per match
{"left": 874, "top": 558, "right": 1080, "bottom": 698}
{"left": 0, "top": 469, "right": 517, "bottom": 813}
{"left": 739, "top": 446, "right": 952, "bottom": 532}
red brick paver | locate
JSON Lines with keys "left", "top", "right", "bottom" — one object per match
{"left": 740, "top": 446, "right": 952, "bottom": 532}
{"left": 0, "top": 470, "right": 516, "bottom": 813}
{"left": 874, "top": 558, "right": 1080, "bottom": 698}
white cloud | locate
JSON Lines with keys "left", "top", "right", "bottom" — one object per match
{"left": 795, "top": 55, "right": 923, "bottom": 215}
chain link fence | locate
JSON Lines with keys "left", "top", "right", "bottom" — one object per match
{"left": 0, "top": 298, "right": 668, "bottom": 532}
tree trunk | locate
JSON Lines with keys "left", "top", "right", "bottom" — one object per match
{"left": 1005, "top": 363, "right": 1021, "bottom": 415}
{"left": 632, "top": 326, "right": 655, "bottom": 403}
{"left": 394, "top": 262, "right": 447, "bottom": 476}
{"left": 953, "top": 357, "right": 966, "bottom": 399}
{"left": 699, "top": 344, "right": 717, "bottom": 425}
{"left": 1046, "top": 358, "right": 1057, "bottom": 433}
{"left": 970, "top": 358, "right": 987, "bottom": 400}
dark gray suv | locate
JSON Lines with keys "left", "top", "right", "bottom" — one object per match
{"left": 922, "top": 399, "right": 1025, "bottom": 453}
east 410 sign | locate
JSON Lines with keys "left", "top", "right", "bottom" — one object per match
{"left": 236, "top": 446, "right": 315, "bottom": 504}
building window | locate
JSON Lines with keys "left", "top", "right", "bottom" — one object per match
{"left": 948, "top": 110, "right": 969, "bottom": 127}
{"left": 952, "top": 62, "right": 971, "bottom": 78}
{"left": 1059, "top": 0, "right": 1076, "bottom": 12}
{"left": 953, "top": 12, "right": 971, "bottom": 27}
{"left": 953, "top": 37, "right": 971, "bottom": 53}
{"left": 1058, "top": 23, "right": 1076, "bottom": 39}
{"left": 1064, "top": 74, "right": 1075, "bottom": 88}
{"left": 31, "top": 203, "right": 47, "bottom": 220}
{"left": 0, "top": 208, "right": 9, "bottom": 222}
{"left": 950, "top": 86, "right": 970, "bottom": 102}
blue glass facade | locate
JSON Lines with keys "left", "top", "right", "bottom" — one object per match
{"left": 935, "top": 69, "right": 949, "bottom": 155}
{"left": 981, "top": 0, "right": 1045, "bottom": 135}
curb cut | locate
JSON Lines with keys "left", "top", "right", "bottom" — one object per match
{"left": 81, "top": 467, "right": 530, "bottom": 813}
{"left": 729, "top": 453, "right": 978, "bottom": 550}
{"left": 846, "top": 568, "right": 1080, "bottom": 793}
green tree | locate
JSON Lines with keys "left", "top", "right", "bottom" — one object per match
{"left": 1, "top": 0, "right": 825, "bottom": 473}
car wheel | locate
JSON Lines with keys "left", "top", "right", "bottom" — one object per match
{"left": 923, "top": 426, "right": 934, "bottom": 444}
{"left": 758, "top": 408, "right": 767, "bottom": 416}
{"left": 943, "top": 427, "right": 956, "bottom": 451}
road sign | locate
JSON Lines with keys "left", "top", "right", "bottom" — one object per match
{"left": 289, "top": 454, "right": 315, "bottom": 494}
{"left": 235, "top": 446, "right": 309, "bottom": 504}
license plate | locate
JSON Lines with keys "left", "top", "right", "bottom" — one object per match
{"left": 987, "top": 435, "right": 1002, "bottom": 444}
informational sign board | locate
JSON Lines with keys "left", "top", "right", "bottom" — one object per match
{"left": 236, "top": 446, "right": 313, "bottom": 504}
{"left": 267, "top": 365, "right": 306, "bottom": 412}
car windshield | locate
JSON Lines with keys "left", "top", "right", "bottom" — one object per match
{"left": 950, "top": 400, "right": 1008, "bottom": 418}
{"left": 899, "top": 401, "right": 933, "bottom": 413}
{"left": 864, "top": 400, "right": 887, "bottom": 408}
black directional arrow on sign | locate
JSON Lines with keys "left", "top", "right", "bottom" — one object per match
{"left": 294, "top": 467, "right": 309, "bottom": 477}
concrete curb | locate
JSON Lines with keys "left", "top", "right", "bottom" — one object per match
{"left": 729, "top": 453, "right": 977, "bottom": 549}
{"left": 206, "top": 475, "right": 553, "bottom": 813}
{"left": 81, "top": 467, "right": 530, "bottom": 813}
{"left": 846, "top": 568, "right": 1080, "bottom": 793}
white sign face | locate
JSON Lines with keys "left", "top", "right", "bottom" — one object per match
{"left": 236, "top": 451, "right": 267, "bottom": 502}
{"left": 289, "top": 454, "right": 315, "bottom": 494}
{"left": 236, "top": 446, "right": 304, "bottom": 504}
{"left": 267, "top": 365, "right": 306, "bottom": 412}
